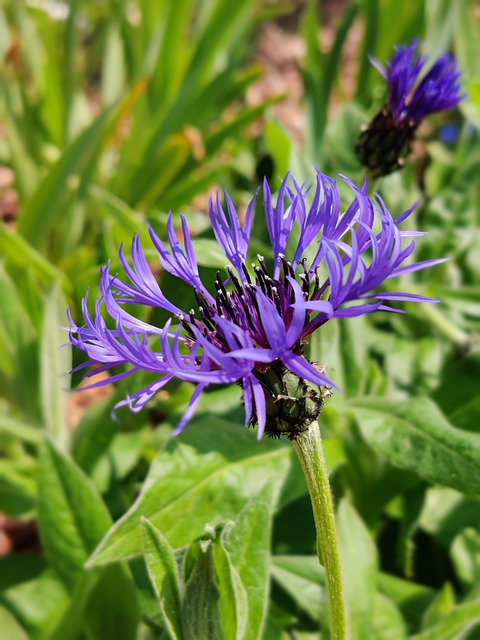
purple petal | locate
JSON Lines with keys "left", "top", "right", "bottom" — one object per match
{"left": 375, "top": 292, "right": 439, "bottom": 303}
{"left": 256, "top": 291, "right": 287, "bottom": 350}
{"left": 388, "top": 257, "right": 448, "bottom": 278}
{"left": 282, "top": 352, "right": 338, "bottom": 390}
{"left": 172, "top": 383, "right": 207, "bottom": 435}
{"left": 251, "top": 376, "right": 267, "bottom": 439}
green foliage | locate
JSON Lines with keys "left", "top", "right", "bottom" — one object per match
{"left": 141, "top": 480, "right": 276, "bottom": 640}
{"left": 88, "top": 416, "right": 292, "bottom": 565}
{"left": 37, "top": 439, "right": 139, "bottom": 638}
{"left": 1, "top": 0, "right": 480, "bottom": 638}
{"left": 345, "top": 397, "right": 480, "bottom": 497}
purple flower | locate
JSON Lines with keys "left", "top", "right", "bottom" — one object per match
{"left": 372, "top": 40, "right": 464, "bottom": 124}
{"left": 68, "top": 171, "right": 445, "bottom": 438}
{"left": 357, "top": 41, "right": 465, "bottom": 177}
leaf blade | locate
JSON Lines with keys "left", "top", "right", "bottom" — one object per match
{"left": 141, "top": 518, "right": 183, "bottom": 640}
{"left": 345, "top": 397, "right": 480, "bottom": 497}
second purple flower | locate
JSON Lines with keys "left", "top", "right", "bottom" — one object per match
{"left": 357, "top": 40, "right": 464, "bottom": 177}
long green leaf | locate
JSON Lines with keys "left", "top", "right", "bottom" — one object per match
{"left": 182, "top": 532, "right": 223, "bottom": 640}
{"left": 88, "top": 417, "right": 292, "bottom": 566}
{"left": 18, "top": 107, "right": 115, "bottom": 249}
{"left": 0, "top": 225, "right": 71, "bottom": 293}
{"left": 38, "top": 439, "right": 112, "bottom": 588}
{"left": 410, "top": 603, "right": 480, "bottom": 640}
{"left": 271, "top": 556, "right": 325, "bottom": 622}
{"left": 0, "top": 607, "right": 29, "bottom": 640}
{"left": 38, "top": 439, "right": 139, "bottom": 637}
{"left": 214, "top": 524, "right": 249, "bottom": 640}
{"left": 0, "top": 414, "right": 41, "bottom": 445}
{"left": 345, "top": 397, "right": 480, "bottom": 497}
{"left": 226, "top": 482, "right": 279, "bottom": 640}
{"left": 0, "top": 264, "right": 40, "bottom": 420}
{"left": 83, "top": 564, "right": 140, "bottom": 640}
{"left": 337, "top": 499, "right": 378, "bottom": 640}
{"left": 40, "top": 281, "right": 71, "bottom": 444}
{"left": 356, "top": 0, "right": 380, "bottom": 103}
{"left": 142, "top": 519, "right": 184, "bottom": 640}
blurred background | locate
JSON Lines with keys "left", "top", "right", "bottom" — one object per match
{"left": 1, "top": 0, "right": 480, "bottom": 638}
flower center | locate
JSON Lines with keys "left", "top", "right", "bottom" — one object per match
{"left": 178, "top": 254, "right": 325, "bottom": 355}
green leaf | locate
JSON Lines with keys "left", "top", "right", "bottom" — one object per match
{"left": 203, "top": 95, "right": 281, "bottom": 159}
{"left": 141, "top": 518, "right": 183, "bottom": 640}
{"left": 271, "top": 555, "right": 325, "bottom": 623}
{"left": 83, "top": 564, "right": 140, "bottom": 640}
{"left": 425, "top": 0, "right": 456, "bottom": 60}
{"left": 451, "top": 528, "right": 480, "bottom": 589}
{"left": 71, "top": 395, "right": 121, "bottom": 475}
{"left": 322, "top": 2, "right": 358, "bottom": 107}
{"left": 18, "top": 107, "right": 115, "bottom": 249}
{"left": 38, "top": 438, "right": 112, "bottom": 588}
{"left": 213, "top": 525, "right": 248, "bottom": 640}
{"left": 90, "top": 185, "right": 144, "bottom": 237}
{"left": 88, "top": 417, "right": 292, "bottom": 566}
{"left": 372, "top": 593, "right": 407, "bottom": 640}
{"left": 0, "top": 413, "right": 41, "bottom": 445}
{"left": 101, "top": 23, "right": 126, "bottom": 106}
{"left": 48, "top": 573, "right": 99, "bottom": 640}
{"left": 356, "top": 0, "right": 379, "bottom": 103}
{"left": 377, "top": 572, "right": 435, "bottom": 631}
{"left": 0, "top": 226, "right": 71, "bottom": 293}
{"left": 337, "top": 499, "right": 378, "bottom": 640}
{"left": 411, "top": 603, "right": 480, "bottom": 640}
{"left": 3, "top": 90, "right": 39, "bottom": 200}
{"left": 38, "top": 439, "right": 140, "bottom": 636}
{"left": 147, "top": 0, "right": 196, "bottom": 107}
{"left": 337, "top": 316, "right": 372, "bottom": 396}
{"left": 264, "top": 119, "right": 292, "bottom": 181}
{"left": 309, "top": 315, "right": 374, "bottom": 397}
{"left": 0, "top": 458, "right": 37, "bottom": 517}
{"left": 141, "top": 483, "right": 276, "bottom": 640}
{"left": 226, "top": 482, "right": 278, "bottom": 640}
{"left": 0, "top": 607, "right": 29, "bottom": 640}
{"left": 0, "top": 555, "right": 69, "bottom": 639}
{"left": 193, "top": 238, "right": 233, "bottom": 269}
{"left": 263, "top": 602, "right": 295, "bottom": 640}
{"left": 419, "top": 487, "right": 480, "bottom": 548}
{"left": 454, "top": 0, "right": 480, "bottom": 84}
{"left": 345, "top": 397, "right": 480, "bottom": 497}
{"left": 182, "top": 529, "right": 223, "bottom": 640}
{"left": 433, "top": 351, "right": 480, "bottom": 432}
{"left": 36, "top": 14, "right": 66, "bottom": 146}
{"left": 421, "top": 583, "right": 456, "bottom": 630}
{"left": 48, "top": 563, "right": 139, "bottom": 640}
{"left": 40, "top": 281, "right": 71, "bottom": 444}
{"left": 0, "top": 264, "right": 40, "bottom": 420}
{"left": 301, "top": 0, "right": 325, "bottom": 158}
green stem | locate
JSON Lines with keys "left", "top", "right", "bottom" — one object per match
{"left": 292, "top": 420, "right": 347, "bottom": 640}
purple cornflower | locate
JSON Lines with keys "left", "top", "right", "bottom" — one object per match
{"left": 68, "top": 171, "right": 444, "bottom": 438}
{"left": 357, "top": 40, "right": 464, "bottom": 177}
{"left": 373, "top": 40, "right": 464, "bottom": 123}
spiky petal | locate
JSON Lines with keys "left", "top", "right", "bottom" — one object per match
{"left": 357, "top": 40, "right": 465, "bottom": 177}
{"left": 69, "top": 170, "right": 445, "bottom": 437}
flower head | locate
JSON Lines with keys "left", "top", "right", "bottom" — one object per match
{"left": 357, "top": 40, "right": 464, "bottom": 177}
{"left": 374, "top": 40, "right": 464, "bottom": 123}
{"left": 68, "top": 171, "right": 445, "bottom": 438}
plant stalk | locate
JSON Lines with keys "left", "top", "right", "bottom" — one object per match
{"left": 292, "top": 420, "right": 347, "bottom": 640}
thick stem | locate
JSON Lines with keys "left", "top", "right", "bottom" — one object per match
{"left": 292, "top": 421, "right": 347, "bottom": 640}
